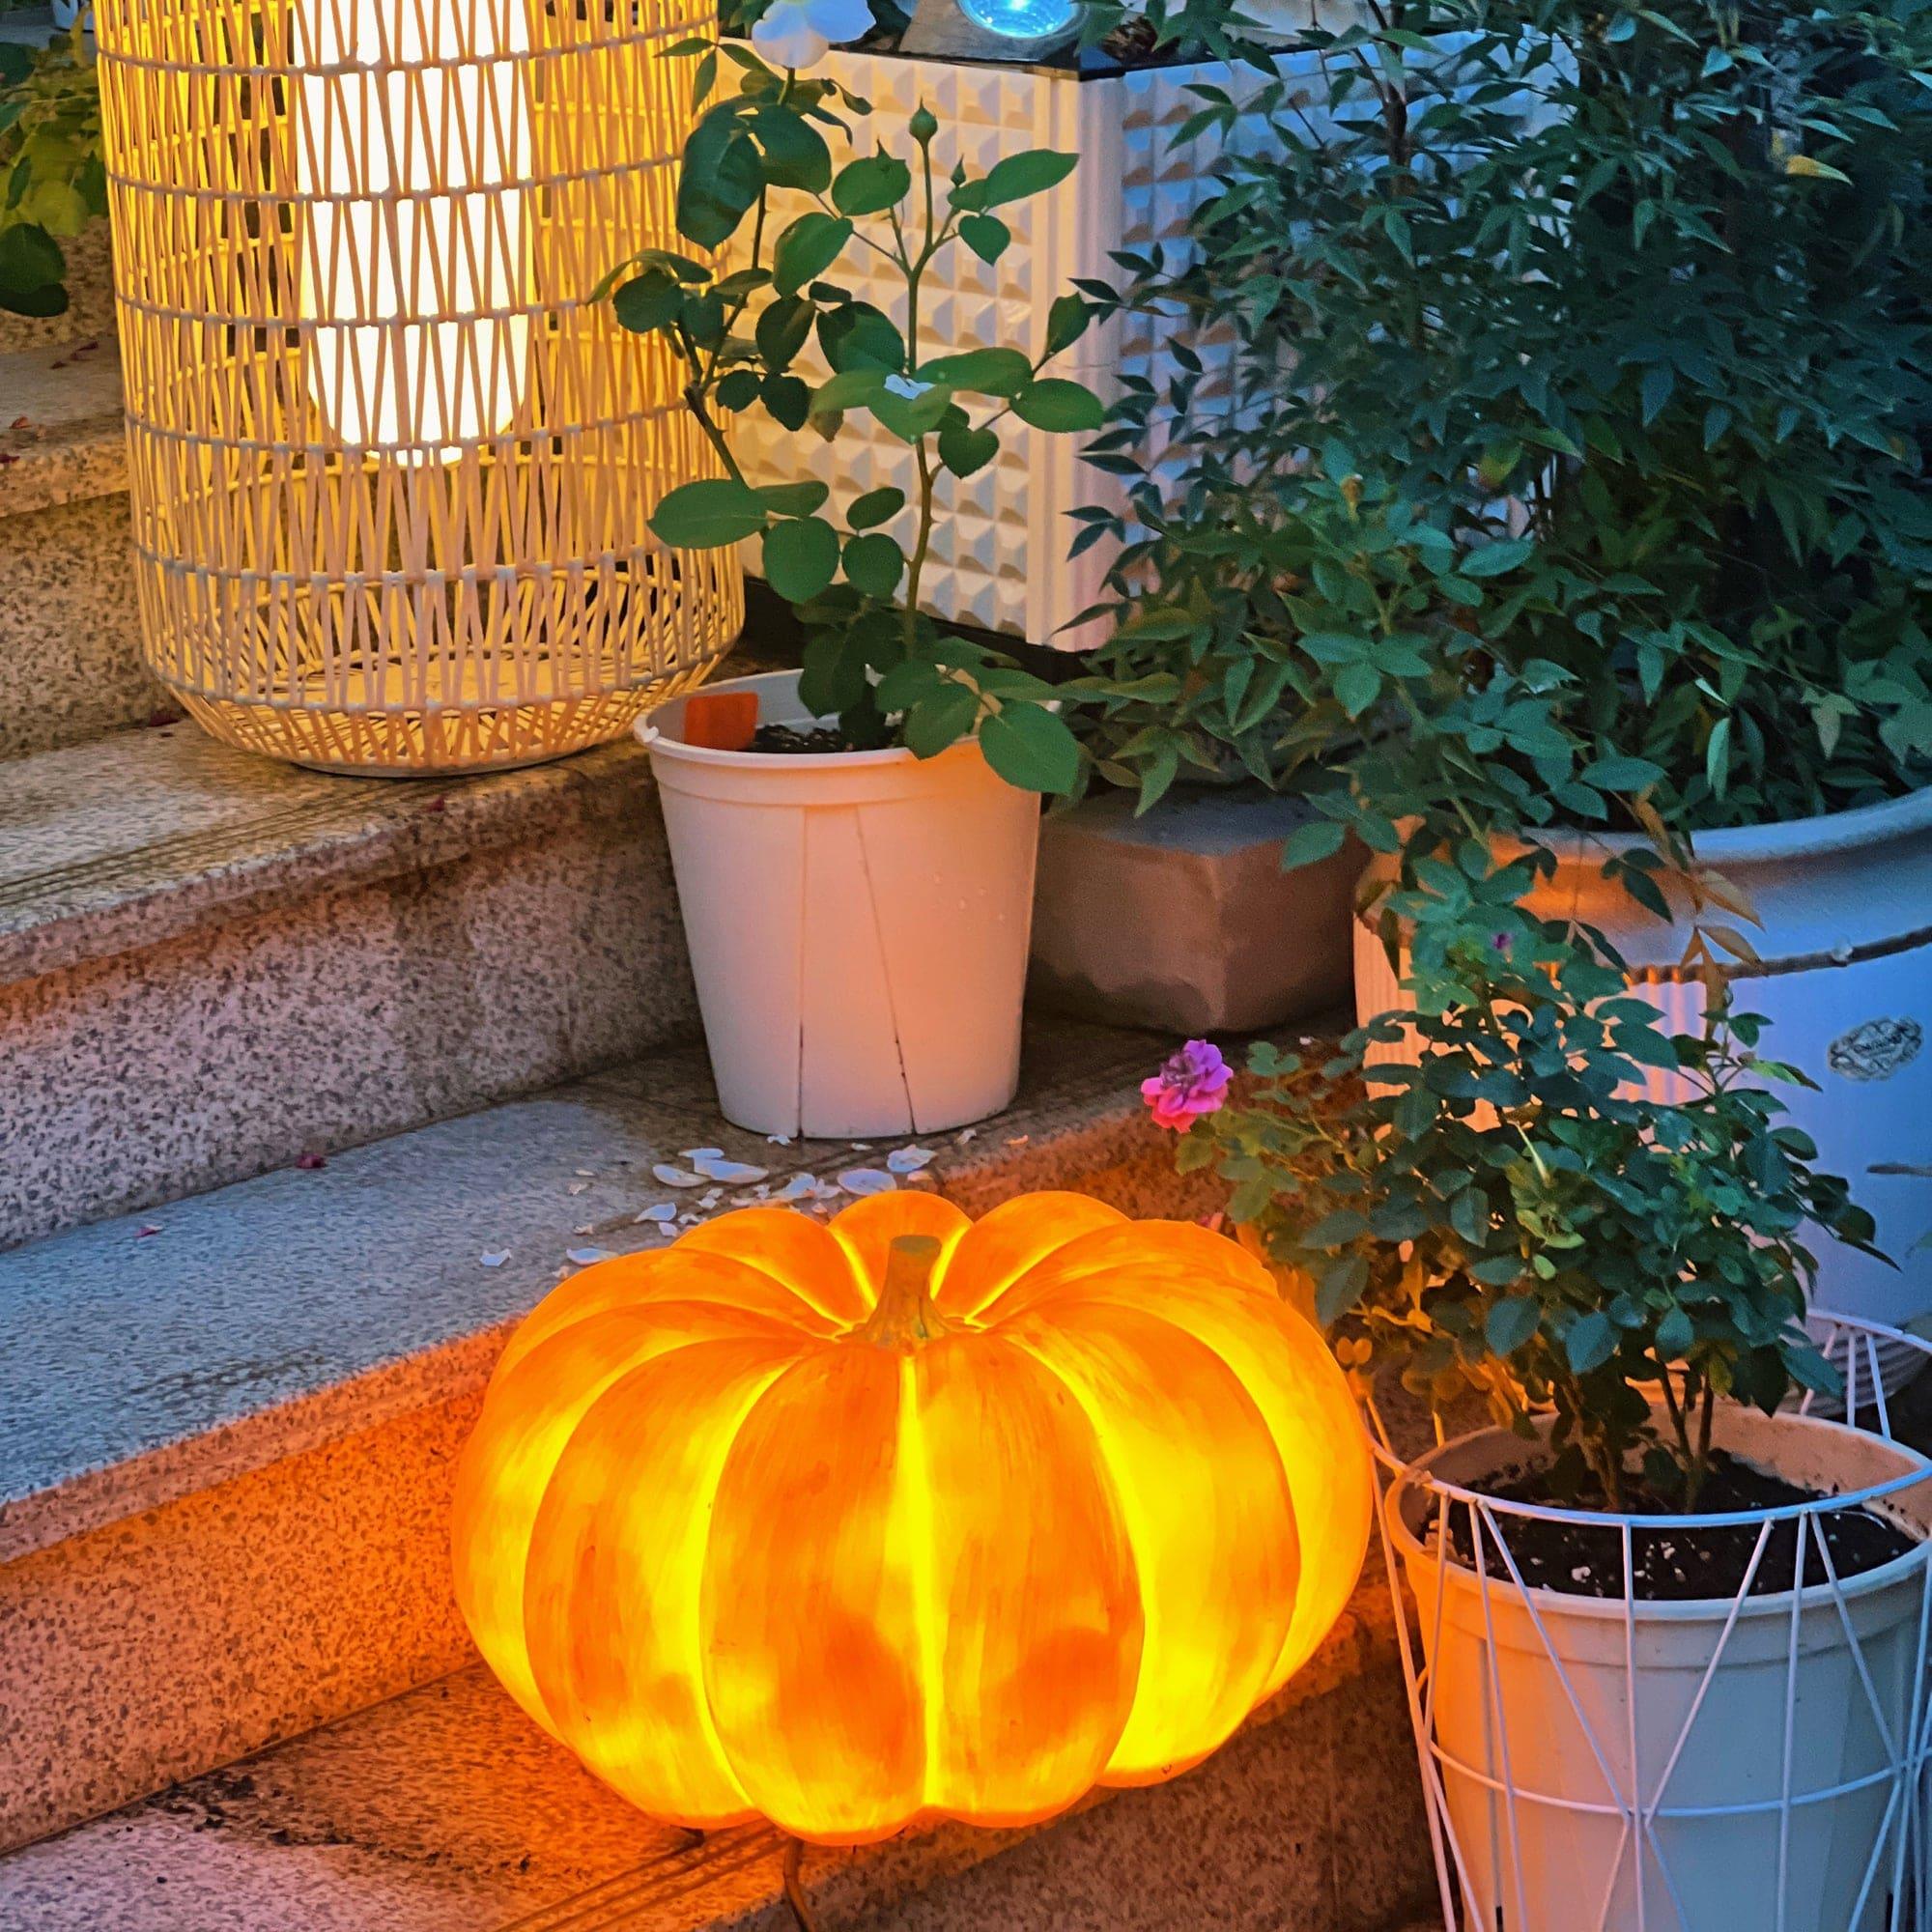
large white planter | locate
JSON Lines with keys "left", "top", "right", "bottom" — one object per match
{"left": 1386, "top": 1405, "right": 1932, "bottom": 1932}
{"left": 1355, "top": 787, "right": 1932, "bottom": 1335}
{"left": 640, "top": 669, "right": 1040, "bottom": 1138}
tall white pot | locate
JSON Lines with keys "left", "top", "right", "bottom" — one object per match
{"left": 1355, "top": 788, "right": 1932, "bottom": 1333}
{"left": 641, "top": 670, "right": 1040, "bottom": 1139}
{"left": 1387, "top": 1406, "right": 1932, "bottom": 1932}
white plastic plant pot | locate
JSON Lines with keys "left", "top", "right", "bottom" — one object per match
{"left": 1377, "top": 1350, "right": 1932, "bottom": 1932}
{"left": 724, "top": 45, "right": 1294, "bottom": 649}
{"left": 1354, "top": 786, "right": 1932, "bottom": 1350}
{"left": 640, "top": 668, "right": 1040, "bottom": 1138}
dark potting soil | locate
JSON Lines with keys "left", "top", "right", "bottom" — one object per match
{"left": 749, "top": 724, "right": 861, "bottom": 755}
{"left": 1440, "top": 1451, "right": 1918, "bottom": 1603}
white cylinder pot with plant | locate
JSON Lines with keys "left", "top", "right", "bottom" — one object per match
{"left": 618, "top": 35, "right": 1094, "bottom": 1134}
{"left": 1378, "top": 1347, "right": 1932, "bottom": 1932}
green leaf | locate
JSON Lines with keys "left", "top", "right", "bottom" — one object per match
{"left": 772, "top": 213, "right": 852, "bottom": 296}
{"left": 958, "top": 213, "right": 1010, "bottom": 263}
{"left": 1582, "top": 753, "right": 1665, "bottom": 792}
{"left": 1461, "top": 537, "right": 1534, "bottom": 579}
{"left": 0, "top": 222, "right": 66, "bottom": 299}
{"left": 937, "top": 417, "right": 999, "bottom": 477}
{"left": 1784, "top": 153, "right": 1851, "bottom": 185}
{"left": 905, "top": 682, "right": 981, "bottom": 757}
{"left": 810, "top": 367, "right": 888, "bottom": 416}
{"left": 951, "top": 148, "right": 1078, "bottom": 213}
{"left": 919, "top": 347, "right": 1033, "bottom": 397}
{"left": 677, "top": 115, "right": 761, "bottom": 248}
{"left": 760, "top": 372, "right": 811, "bottom": 432}
{"left": 846, "top": 487, "right": 906, "bottom": 530}
{"left": 754, "top": 293, "right": 814, "bottom": 371}
{"left": 761, "top": 516, "right": 840, "bottom": 602}
{"left": 1486, "top": 1297, "right": 1541, "bottom": 1356}
{"left": 1334, "top": 661, "right": 1381, "bottom": 718}
{"left": 1011, "top": 379, "right": 1104, "bottom": 432}
{"left": 979, "top": 701, "right": 1079, "bottom": 794}
{"left": 841, "top": 531, "right": 905, "bottom": 600}
{"left": 650, "top": 478, "right": 768, "bottom": 549}
{"left": 831, "top": 154, "right": 912, "bottom": 217}
{"left": 1045, "top": 293, "right": 1090, "bottom": 355}
{"left": 1565, "top": 1311, "right": 1617, "bottom": 1376}
{"left": 611, "top": 270, "right": 683, "bottom": 335}
{"left": 1281, "top": 819, "right": 1347, "bottom": 868}
{"left": 819, "top": 301, "right": 905, "bottom": 372}
{"left": 1316, "top": 1256, "right": 1370, "bottom": 1327}
{"left": 750, "top": 105, "right": 832, "bottom": 192}
{"left": 1705, "top": 715, "right": 1733, "bottom": 798}
{"left": 1655, "top": 1306, "right": 1694, "bottom": 1357}
{"left": 756, "top": 480, "right": 831, "bottom": 517}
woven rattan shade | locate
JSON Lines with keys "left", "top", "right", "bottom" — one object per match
{"left": 95, "top": 0, "right": 741, "bottom": 775}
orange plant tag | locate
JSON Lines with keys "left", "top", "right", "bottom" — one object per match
{"left": 682, "top": 692, "right": 759, "bottom": 752}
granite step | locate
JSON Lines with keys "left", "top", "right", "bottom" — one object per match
{"left": 0, "top": 1017, "right": 1229, "bottom": 1856}
{"left": 0, "top": 338, "right": 151, "bottom": 764}
{"left": 0, "top": 1604, "right": 1434, "bottom": 1932}
{"left": 0, "top": 720, "right": 709, "bottom": 1248}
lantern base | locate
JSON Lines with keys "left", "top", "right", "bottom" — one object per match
{"left": 166, "top": 678, "right": 724, "bottom": 779}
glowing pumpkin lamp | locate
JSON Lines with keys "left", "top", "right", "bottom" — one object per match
{"left": 451, "top": 1190, "right": 1372, "bottom": 1843}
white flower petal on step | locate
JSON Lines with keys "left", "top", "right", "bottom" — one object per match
{"left": 479, "top": 1250, "right": 510, "bottom": 1268}
{"left": 652, "top": 1163, "right": 709, "bottom": 1188}
{"left": 679, "top": 1147, "right": 725, "bottom": 1162}
{"left": 887, "top": 1146, "right": 937, "bottom": 1173}
{"left": 634, "top": 1202, "right": 678, "bottom": 1223}
{"left": 691, "top": 1154, "right": 770, "bottom": 1184}
{"left": 838, "top": 1167, "right": 897, "bottom": 1197}
{"left": 775, "top": 1174, "right": 818, "bottom": 1203}
{"left": 566, "top": 1246, "right": 617, "bottom": 1265}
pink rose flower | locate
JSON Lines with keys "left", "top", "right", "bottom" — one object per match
{"left": 1141, "top": 1038, "right": 1233, "bottom": 1131}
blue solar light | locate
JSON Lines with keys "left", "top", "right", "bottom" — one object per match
{"left": 956, "top": 0, "right": 1076, "bottom": 40}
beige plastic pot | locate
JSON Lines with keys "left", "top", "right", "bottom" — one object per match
{"left": 640, "top": 669, "right": 1041, "bottom": 1139}
{"left": 1387, "top": 1406, "right": 1932, "bottom": 1932}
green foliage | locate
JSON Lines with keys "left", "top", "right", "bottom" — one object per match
{"left": 0, "top": 26, "right": 104, "bottom": 318}
{"left": 1184, "top": 933, "right": 1875, "bottom": 1511}
{"left": 1080, "top": 0, "right": 1932, "bottom": 831}
{"left": 616, "top": 42, "right": 1103, "bottom": 790}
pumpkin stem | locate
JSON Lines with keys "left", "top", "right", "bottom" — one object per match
{"left": 857, "top": 1235, "right": 956, "bottom": 1350}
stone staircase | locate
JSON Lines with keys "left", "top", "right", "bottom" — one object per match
{"left": 0, "top": 324, "right": 1442, "bottom": 1931}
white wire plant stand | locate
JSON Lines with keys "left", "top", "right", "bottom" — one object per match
{"left": 1368, "top": 1312, "right": 1932, "bottom": 1932}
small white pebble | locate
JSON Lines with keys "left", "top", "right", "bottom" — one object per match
{"left": 849, "top": 1142, "right": 872, "bottom": 1151}
{"left": 838, "top": 1167, "right": 897, "bottom": 1197}
{"left": 635, "top": 1202, "right": 678, "bottom": 1223}
{"left": 479, "top": 1250, "right": 510, "bottom": 1268}
{"left": 567, "top": 1181, "right": 590, "bottom": 1196}
{"left": 574, "top": 1169, "right": 596, "bottom": 1178}
{"left": 566, "top": 1246, "right": 617, "bottom": 1265}
{"left": 887, "top": 1146, "right": 937, "bottom": 1174}
{"left": 1571, "top": 1565, "right": 1591, "bottom": 1583}
{"left": 767, "top": 1133, "right": 795, "bottom": 1146}
{"left": 955, "top": 1128, "right": 977, "bottom": 1143}
{"left": 652, "top": 1163, "right": 708, "bottom": 1188}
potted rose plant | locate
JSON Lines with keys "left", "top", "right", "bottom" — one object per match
{"left": 1083, "top": 0, "right": 1932, "bottom": 1324}
{"left": 611, "top": 35, "right": 1098, "bottom": 1137}
{"left": 1158, "top": 921, "right": 1932, "bottom": 1932}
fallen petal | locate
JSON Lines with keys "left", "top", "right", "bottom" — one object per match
{"left": 652, "top": 1164, "right": 708, "bottom": 1188}
{"left": 838, "top": 1167, "right": 897, "bottom": 1197}
{"left": 887, "top": 1146, "right": 936, "bottom": 1174}
{"left": 479, "top": 1251, "right": 510, "bottom": 1267}
{"left": 566, "top": 1246, "right": 617, "bottom": 1265}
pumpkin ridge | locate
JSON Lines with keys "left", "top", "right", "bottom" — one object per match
{"left": 523, "top": 1334, "right": 811, "bottom": 1822}
{"left": 999, "top": 1304, "right": 1298, "bottom": 1784}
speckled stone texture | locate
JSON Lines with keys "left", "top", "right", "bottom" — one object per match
{"left": 0, "top": 1018, "right": 1225, "bottom": 1852}
{"left": 0, "top": 728, "right": 701, "bottom": 1246}
{"left": 0, "top": 340, "right": 156, "bottom": 760}
{"left": 0, "top": 1582, "right": 1433, "bottom": 1931}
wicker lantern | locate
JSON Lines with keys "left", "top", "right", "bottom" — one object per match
{"left": 94, "top": 0, "right": 741, "bottom": 775}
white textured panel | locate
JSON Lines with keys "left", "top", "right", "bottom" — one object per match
{"left": 730, "top": 51, "right": 1284, "bottom": 646}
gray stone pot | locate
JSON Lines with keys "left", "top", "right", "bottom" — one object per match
{"left": 1028, "top": 786, "right": 1365, "bottom": 1035}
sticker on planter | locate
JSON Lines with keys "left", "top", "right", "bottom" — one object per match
{"left": 1827, "top": 1017, "right": 1923, "bottom": 1082}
